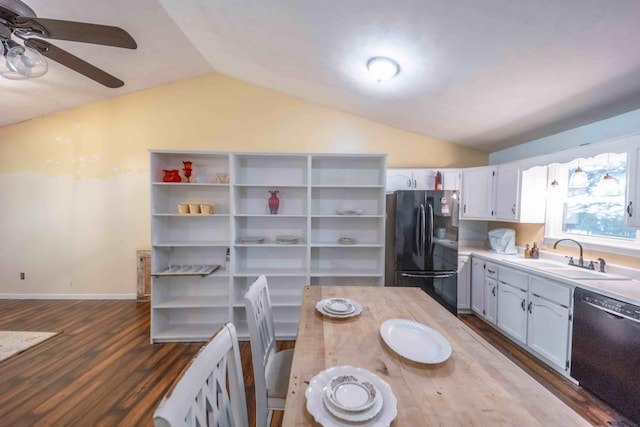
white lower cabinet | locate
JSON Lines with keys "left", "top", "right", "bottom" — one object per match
{"left": 495, "top": 265, "right": 572, "bottom": 374}
{"left": 497, "top": 282, "right": 528, "bottom": 345}
{"left": 457, "top": 255, "right": 471, "bottom": 311}
{"left": 470, "top": 257, "right": 497, "bottom": 324}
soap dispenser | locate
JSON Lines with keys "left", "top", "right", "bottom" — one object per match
{"left": 524, "top": 244, "right": 531, "bottom": 258}
{"left": 531, "top": 242, "right": 539, "bottom": 259}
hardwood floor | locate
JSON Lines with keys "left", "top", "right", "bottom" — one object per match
{"left": 0, "top": 300, "right": 630, "bottom": 426}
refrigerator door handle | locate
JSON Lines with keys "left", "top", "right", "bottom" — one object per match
{"left": 401, "top": 271, "right": 457, "bottom": 279}
{"left": 426, "top": 203, "right": 434, "bottom": 260}
{"left": 415, "top": 206, "right": 421, "bottom": 255}
{"left": 420, "top": 204, "right": 426, "bottom": 256}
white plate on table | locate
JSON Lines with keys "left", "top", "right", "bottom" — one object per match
{"left": 323, "top": 298, "right": 354, "bottom": 315}
{"left": 316, "top": 298, "right": 362, "bottom": 318}
{"left": 380, "top": 319, "right": 452, "bottom": 364}
{"left": 306, "top": 365, "right": 397, "bottom": 427}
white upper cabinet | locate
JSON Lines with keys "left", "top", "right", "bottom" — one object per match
{"left": 386, "top": 168, "right": 435, "bottom": 191}
{"left": 494, "top": 164, "right": 547, "bottom": 222}
{"left": 626, "top": 143, "right": 640, "bottom": 228}
{"left": 461, "top": 164, "right": 547, "bottom": 222}
{"left": 461, "top": 166, "right": 496, "bottom": 219}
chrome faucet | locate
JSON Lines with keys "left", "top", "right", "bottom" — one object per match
{"left": 553, "top": 238, "right": 585, "bottom": 268}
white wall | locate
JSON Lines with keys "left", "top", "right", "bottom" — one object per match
{"left": 490, "top": 107, "right": 640, "bottom": 164}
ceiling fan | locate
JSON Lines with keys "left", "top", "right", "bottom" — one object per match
{"left": 0, "top": 0, "right": 136, "bottom": 88}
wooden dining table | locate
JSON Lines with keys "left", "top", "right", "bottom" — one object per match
{"left": 282, "top": 285, "right": 590, "bottom": 426}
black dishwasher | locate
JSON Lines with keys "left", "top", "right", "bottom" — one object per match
{"left": 571, "top": 288, "right": 640, "bottom": 425}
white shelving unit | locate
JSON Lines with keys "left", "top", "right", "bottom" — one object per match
{"left": 150, "top": 150, "right": 386, "bottom": 342}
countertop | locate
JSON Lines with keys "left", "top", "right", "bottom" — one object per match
{"left": 462, "top": 246, "right": 640, "bottom": 306}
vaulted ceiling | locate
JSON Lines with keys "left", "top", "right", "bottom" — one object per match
{"left": 3, "top": 0, "right": 640, "bottom": 152}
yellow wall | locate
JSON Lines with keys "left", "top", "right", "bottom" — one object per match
{"left": 0, "top": 73, "right": 487, "bottom": 296}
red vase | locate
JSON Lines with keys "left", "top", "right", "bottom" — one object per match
{"left": 162, "top": 169, "right": 182, "bottom": 182}
{"left": 268, "top": 190, "right": 280, "bottom": 214}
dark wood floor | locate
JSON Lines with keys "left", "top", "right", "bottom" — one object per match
{"left": 0, "top": 300, "right": 631, "bottom": 426}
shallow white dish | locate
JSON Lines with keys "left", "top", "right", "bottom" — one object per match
{"left": 324, "top": 373, "right": 378, "bottom": 412}
{"left": 322, "top": 387, "right": 383, "bottom": 423}
{"left": 316, "top": 298, "right": 362, "bottom": 319}
{"left": 306, "top": 365, "right": 397, "bottom": 427}
{"left": 336, "top": 209, "right": 363, "bottom": 216}
{"left": 324, "top": 298, "right": 354, "bottom": 314}
{"left": 380, "top": 318, "right": 452, "bottom": 364}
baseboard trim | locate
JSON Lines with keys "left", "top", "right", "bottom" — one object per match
{"left": 0, "top": 293, "right": 137, "bottom": 300}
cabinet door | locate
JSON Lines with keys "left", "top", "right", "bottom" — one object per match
{"left": 626, "top": 144, "right": 640, "bottom": 228}
{"left": 412, "top": 169, "right": 435, "bottom": 190}
{"left": 470, "top": 258, "right": 484, "bottom": 315}
{"left": 497, "top": 282, "right": 527, "bottom": 345}
{"left": 494, "top": 163, "right": 520, "bottom": 221}
{"left": 457, "top": 256, "right": 470, "bottom": 311}
{"left": 386, "top": 169, "right": 414, "bottom": 191}
{"left": 484, "top": 277, "right": 498, "bottom": 324}
{"left": 443, "top": 169, "right": 461, "bottom": 191}
{"left": 527, "top": 294, "right": 570, "bottom": 371}
{"left": 461, "top": 166, "right": 496, "bottom": 219}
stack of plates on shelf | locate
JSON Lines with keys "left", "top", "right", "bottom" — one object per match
{"left": 338, "top": 237, "right": 356, "bottom": 245}
{"left": 275, "top": 235, "right": 299, "bottom": 244}
{"left": 240, "top": 236, "right": 265, "bottom": 244}
{"left": 306, "top": 365, "right": 397, "bottom": 427}
{"left": 336, "top": 209, "right": 363, "bottom": 215}
{"left": 316, "top": 298, "right": 363, "bottom": 318}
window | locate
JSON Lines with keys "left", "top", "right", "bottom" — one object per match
{"left": 546, "top": 152, "right": 638, "bottom": 247}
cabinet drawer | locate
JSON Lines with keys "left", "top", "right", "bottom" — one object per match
{"left": 498, "top": 266, "right": 528, "bottom": 291}
{"left": 485, "top": 262, "right": 498, "bottom": 279}
{"left": 529, "top": 276, "right": 571, "bottom": 307}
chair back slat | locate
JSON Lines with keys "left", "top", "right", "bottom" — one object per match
{"left": 153, "top": 323, "right": 248, "bottom": 427}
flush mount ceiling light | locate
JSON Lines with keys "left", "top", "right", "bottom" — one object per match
{"left": 367, "top": 56, "right": 400, "bottom": 83}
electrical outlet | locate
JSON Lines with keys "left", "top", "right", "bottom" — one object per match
{"left": 20, "top": 272, "right": 25, "bottom": 280}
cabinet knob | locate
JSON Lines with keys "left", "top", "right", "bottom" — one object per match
{"left": 414, "top": 179, "right": 417, "bottom": 188}
{"left": 492, "top": 286, "right": 496, "bottom": 296}
{"left": 527, "top": 301, "right": 533, "bottom": 314}
{"left": 463, "top": 204, "right": 467, "bottom": 213}
{"left": 628, "top": 201, "right": 633, "bottom": 217}
{"left": 521, "top": 299, "right": 526, "bottom": 311}
{"left": 407, "top": 178, "right": 412, "bottom": 188}
{"left": 511, "top": 204, "right": 516, "bottom": 215}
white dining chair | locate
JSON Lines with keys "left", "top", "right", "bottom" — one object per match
{"left": 153, "top": 322, "right": 249, "bottom": 427}
{"left": 244, "top": 275, "right": 294, "bottom": 427}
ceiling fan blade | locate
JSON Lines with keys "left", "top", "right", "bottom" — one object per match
{"left": 24, "top": 38, "right": 124, "bottom": 88}
{"left": 13, "top": 17, "right": 137, "bottom": 49}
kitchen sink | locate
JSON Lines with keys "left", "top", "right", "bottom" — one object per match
{"left": 544, "top": 268, "right": 629, "bottom": 280}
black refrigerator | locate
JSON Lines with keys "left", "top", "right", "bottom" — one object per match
{"left": 385, "top": 190, "right": 459, "bottom": 315}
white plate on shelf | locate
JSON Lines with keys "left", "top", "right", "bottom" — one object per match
{"left": 306, "top": 365, "right": 397, "bottom": 427}
{"left": 336, "top": 209, "right": 363, "bottom": 216}
{"left": 316, "top": 299, "right": 362, "bottom": 318}
{"left": 380, "top": 319, "right": 452, "bottom": 364}
{"left": 337, "top": 237, "right": 357, "bottom": 245}
{"left": 275, "top": 235, "right": 299, "bottom": 244}
{"left": 240, "top": 236, "right": 265, "bottom": 244}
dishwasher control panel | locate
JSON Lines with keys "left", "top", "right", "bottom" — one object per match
{"left": 579, "top": 290, "right": 640, "bottom": 321}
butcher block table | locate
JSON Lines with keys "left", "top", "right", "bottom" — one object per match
{"left": 282, "top": 286, "right": 590, "bottom": 426}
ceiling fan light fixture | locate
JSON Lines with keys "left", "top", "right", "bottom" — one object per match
{"left": 5, "top": 44, "right": 47, "bottom": 78}
{"left": 367, "top": 56, "right": 400, "bottom": 83}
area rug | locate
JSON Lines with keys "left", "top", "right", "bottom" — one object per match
{"left": 0, "top": 331, "right": 60, "bottom": 363}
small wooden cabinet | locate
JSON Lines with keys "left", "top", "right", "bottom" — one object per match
{"left": 470, "top": 257, "right": 497, "bottom": 324}
{"left": 461, "top": 166, "right": 496, "bottom": 219}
